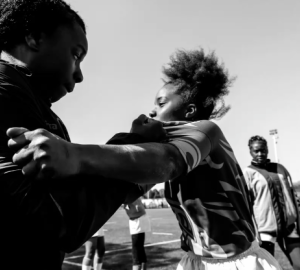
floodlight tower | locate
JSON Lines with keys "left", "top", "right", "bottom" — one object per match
{"left": 269, "top": 129, "right": 279, "bottom": 163}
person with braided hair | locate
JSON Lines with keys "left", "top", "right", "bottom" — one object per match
{"left": 8, "top": 48, "right": 282, "bottom": 269}
{"left": 243, "top": 135, "right": 300, "bottom": 269}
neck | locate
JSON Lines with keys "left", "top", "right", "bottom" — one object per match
{"left": 251, "top": 159, "right": 270, "bottom": 168}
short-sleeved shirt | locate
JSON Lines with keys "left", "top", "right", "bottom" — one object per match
{"left": 125, "top": 197, "right": 146, "bottom": 220}
{"left": 163, "top": 120, "right": 256, "bottom": 259}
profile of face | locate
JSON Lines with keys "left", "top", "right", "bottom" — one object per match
{"left": 149, "top": 84, "right": 188, "bottom": 122}
{"left": 29, "top": 22, "right": 88, "bottom": 103}
{"left": 250, "top": 141, "right": 269, "bottom": 165}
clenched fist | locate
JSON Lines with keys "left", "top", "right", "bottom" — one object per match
{"left": 130, "top": 114, "right": 167, "bottom": 142}
{"left": 7, "top": 127, "right": 79, "bottom": 180}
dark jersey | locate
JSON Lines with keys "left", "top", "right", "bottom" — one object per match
{"left": 0, "top": 61, "right": 145, "bottom": 269}
{"left": 163, "top": 120, "right": 256, "bottom": 259}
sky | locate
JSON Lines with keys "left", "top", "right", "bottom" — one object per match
{"left": 54, "top": 0, "right": 300, "bottom": 188}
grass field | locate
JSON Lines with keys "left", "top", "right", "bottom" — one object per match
{"left": 62, "top": 208, "right": 293, "bottom": 270}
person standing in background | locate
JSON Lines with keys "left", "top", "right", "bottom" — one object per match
{"left": 125, "top": 197, "right": 151, "bottom": 270}
{"left": 82, "top": 228, "right": 105, "bottom": 270}
{"left": 243, "top": 135, "right": 300, "bottom": 269}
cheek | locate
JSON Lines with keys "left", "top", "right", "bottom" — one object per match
{"left": 158, "top": 106, "right": 184, "bottom": 121}
{"left": 53, "top": 59, "right": 75, "bottom": 83}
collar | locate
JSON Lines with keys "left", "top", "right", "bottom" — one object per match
{"left": 251, "top": 159, "right": 271, "bottom": 168}
{"left": 0, "top": 59, "right": 32, "bottom": 77}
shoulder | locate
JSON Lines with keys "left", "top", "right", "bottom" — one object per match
{"left": 164, "top": 120, "right": 221, "bottom": 140}
{"left": 274, "top": 162, "right": 288, "bottom": 172}
{"left": 243, "top": 166, "right": 258, "bottom": 178}
{"left": 243, "top": 166, "right": 255, "bottom": 174}
{"left": 273, "top": 162, "right": 291, "bottom": 178}
{"left": 186, "top": 120, "right": 220, "bottom": 133}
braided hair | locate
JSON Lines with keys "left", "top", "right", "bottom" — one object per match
{"left": 248, "top": 135, "right": 268, "bottom": 149}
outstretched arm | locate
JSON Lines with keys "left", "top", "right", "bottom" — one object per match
{"left": 7, "top": 115, "right": 186, "bottom": 184}
{"left": 74, "top": 141, "right": 185, "bottom": 184}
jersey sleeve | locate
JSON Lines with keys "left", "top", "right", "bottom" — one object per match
{"left": 163, "top": 120, "right": 218, "bottom": 173}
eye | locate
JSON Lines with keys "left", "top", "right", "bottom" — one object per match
{"left": 72, "top": 49, "right": 83, "bottom": 61}
{"left": 73, "top": 53, "right": 80, "bottom": 60}
{"left": 158, "top": 102, "right": 165, "bottom": 107}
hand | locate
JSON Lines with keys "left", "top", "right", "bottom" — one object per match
{"left": 7, "top": 127, "right": 79, "bottom": 180}
{"left": 130, "top": 114, "right": 167, "bottom": 142}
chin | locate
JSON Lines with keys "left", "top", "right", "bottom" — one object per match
{"left": 256, "top": 160, "right": 266, "bottom": 164}
{"left": 50, "top": 92, "right": 67, "bottom": 103}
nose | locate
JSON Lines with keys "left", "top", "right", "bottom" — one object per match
{"left": 74, "top": 65, "right": 84, "bottom": 83}
{"left": 149, "top": 110, "right": 156, "bottom": 118}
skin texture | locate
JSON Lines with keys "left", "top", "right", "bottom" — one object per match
{"left": 6, "top": 79, "right": 203, "bottom": 185}
{"left": 25, "top": 22, "right": 87, "bottom": 103}
{"left": 149, "top": 84, "right": 186, "bottom": 121}
{"left": 7, "top": 115, "right": 186, "bottom": 184}
{"left": 2, "top": 21, "right": 87, "bottom": 103}
{"left": 149, "top": 84, "right": 198, "bottom": 122}
{"left": 250, "top": 141, "right": 268, "bottom": 165}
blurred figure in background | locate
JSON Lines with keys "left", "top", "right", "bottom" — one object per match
{"left": 125, "top": 197, "right": 151, "bottom": 270}
{"left": 243, "top": 135, "right": 300, "bottom": 269}
{"left": 82, "top": 228, "right": 105, "bottom": 270}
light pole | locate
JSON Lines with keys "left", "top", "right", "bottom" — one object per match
{"left": 269, "top": 129, "right": 279, "bottom": 163}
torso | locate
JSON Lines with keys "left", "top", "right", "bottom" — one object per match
{"left": 163, "top": 120, "right": 255, "bottom": 259}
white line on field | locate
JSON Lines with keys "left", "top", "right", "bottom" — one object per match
{"left": 152, "top": 232, "right": 173, "bottom": 236}
{"left": 63, "top": 260, "right": 81, "bottom": 267}
{"left": 64, "top": 260, "right": 109, "bottom": 269}
{"left": 65, "top": 239, "right": 180, "bottom": 260}
{"left": 144, "top": 239, "right": 180, "bottom": 246}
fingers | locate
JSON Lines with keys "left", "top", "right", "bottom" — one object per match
{"left": 7, "top": 127, "right": 29, "bottom": 138}
{"left": 132, "top": 114, "right": 152, "bottom": 126}
{"left": 7, "top": 127, "right": 32, "bottom": 151}
{"left": 8, "top": 132, "right": 30, "bottom": 151}
{"left": 8, "top": 128, "right": 49, "bottom": 152}
{"left": 133, "top": 114, "right": 158, "bottom": 125}
{"left": 12, "top": 145, "right": 34, "bottom": 166}
{"left": 136, "top": 114, "right": 149, "bottom": 123}
{"left": 21, "top": 159, "right": 55, "bottom": 180}
{"left": 36, "top": 164, "right": 55, "bottom": 181}
{"left": 131, "top": 114, "right": 148, "bottom": 130}
{"left": 22, "top": 159, "right": 38, "bottom": 177}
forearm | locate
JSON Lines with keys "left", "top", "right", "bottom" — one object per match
{"left": 74, "top": 142, "right": 185, "bottom": 184}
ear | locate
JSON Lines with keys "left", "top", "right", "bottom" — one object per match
{"left": 184, "top": 103, "right": 197, "bottom": 120}
{"left": 24, "top": 33, "right": 43, "bottom": 51}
